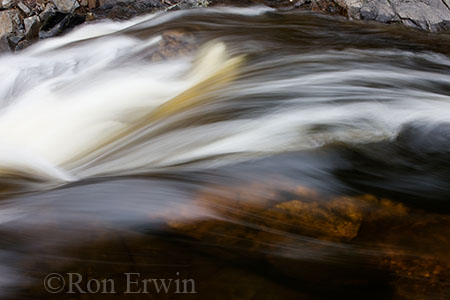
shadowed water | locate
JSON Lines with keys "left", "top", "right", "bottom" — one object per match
{"left": 0, "top": 7, "right": 449, "bottom": 299}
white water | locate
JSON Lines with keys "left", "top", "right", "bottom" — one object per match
{"left": 0, "top": 8, "right": 450, "bottom": 184}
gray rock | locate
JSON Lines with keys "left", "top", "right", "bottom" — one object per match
{"left": 51, "top": 0, "right": 80, "bottom": 13}
{"left": 7, "top": 34, "right": 22, "bottom": 45}
{"left": 336, "top": 0, "right": 450, "bottom": 32}
{"left": 360, "top": 0, "right": 399, "bottom": 23}
{"left": 390, "top": 0, "right": 450, "bottom": 31}
{"left": 24, "top": 15, "right": 40, "bottom": 39}
{"left": 17, "top": 1, "right": 32, "bottom": 15}
{"left": 0, "top": 9, "right": 21, "bottom": 38}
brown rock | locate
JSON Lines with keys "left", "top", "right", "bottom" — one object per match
{"left": 165, "top": 181, "right": 408, "bottom": 250}
{"left": 0, "top": 9, "right": 21, "bottom": 37}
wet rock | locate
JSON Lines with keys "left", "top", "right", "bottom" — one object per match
{"left": 361, "top": 211, "right": 450, "bottom": 299}
{"left": 150, "top": 30, "right": 197, "bottom": 61}
{"left": 165, "top": 181, "right": 407, "bottom": 250}
{"left": 51, "top": 0, "right": 80, "bottom": 13}
{"left": 39, "top": 11, "right": 85, "bottom": 39}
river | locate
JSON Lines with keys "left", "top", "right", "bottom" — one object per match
{"left": 0, "top": 7, "right": 449, "bottom": 299}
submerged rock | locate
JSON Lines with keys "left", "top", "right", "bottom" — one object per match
{"left": 164, "top": 180, "right": 448, "bottom": 299}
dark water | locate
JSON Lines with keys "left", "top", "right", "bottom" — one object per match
{"left": 0, "top": 7, "right": 449, "bottom": 299}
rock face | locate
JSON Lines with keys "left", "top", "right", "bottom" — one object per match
{"left": 330, "top": 0, "right": 450, "bottom": 32}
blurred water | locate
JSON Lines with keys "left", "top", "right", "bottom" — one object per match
{"left": 0, "top": 7, "right": 449, "bottom": 299}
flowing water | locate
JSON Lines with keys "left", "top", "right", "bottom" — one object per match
{"left": 0, "top": 6, "right": 449, "bottom": 299}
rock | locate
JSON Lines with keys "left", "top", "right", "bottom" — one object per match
{"left": 359, "top": 0, "right": 399, "bottom": 23}
{"left": 51, "top": 0, "right": 80, "bottom": 13}
{"left": 39, "top": 10, "right": 67, "bottom": 33}
{"left": 165, "top": 181, "right": 407, "bottom": 250}
{"left": 14, "top": 38, "right": 29, "bottom": 50}
{"left": 336, "top": 0, "right": 450, "bottom": 32}
{"left": 390, "top": 0, "right": 450, "bottom": 31}
{"left": 79, "top": 0, "right": 88, "bottom": 6}
{"left": 24, "top": 15, "right": 40, "bottom": 39}
{"left": 1, "top": 0, "right": 16, "bottom": 9}
{"left": 17, "top": 1, "right": 32, "bottom": 15}
{"left": 39, "top": 12, "right": 85, "bottom": 38}
{"left": 150, "top": 30, "right": 197, "bottom": 61}
{"left": 8, "top": 35, "right": 24, "bottom": 45}
{"left": 0, "top": 9, "right": 21, "bottom": 38}
{"left": 0, "top": 34, "right": 11, "bottom": 52}
{"left": 94, "top": 0, "right": 165, "bottom": 20}
{"left": 0, "top": 34, "right": 24, "bottom": 51}
{"left": 39, "top": 2, "right": 57, "bottom": 20}
{"left": 168, "top": 0, "right": 210, "bottom": 10}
